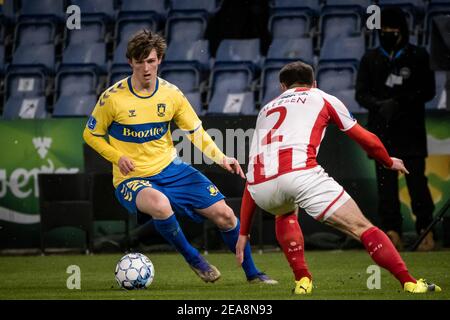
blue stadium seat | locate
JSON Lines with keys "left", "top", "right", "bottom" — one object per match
{"left": 14, "top": 21, "right": 55, "bottom": 50}
{"left": 112, "top": 41, "right": 129, "bottom": 68}
{"left": 319, "top": 36, "right": 365, "bottom": 66}
{"left": 19, "top": 0, "right": 65, "bottom": 22}
{"left": 269, "top": 0, "right": 320, "bottom": 17}
{"left": 335, "top": 89, "right": 365, "bottom": 113}
{"left": 119, "top": 0, "right": 167, "bottom": 23}
{"left": 165, "top": 16, "right": 207, "bottom": 43}
{"left": 184, "top": 91, "right": 203, "bottom": 115}
{"left": 70, "top": 0, "right": 116, "bottom": 21}
{"left": 208, "top": 91, "right": 257, "bottom": 115}
{"left": 108, "top": 66, "right": 131, "bottom": 86}
{"left": 426, "top": 71, "right": 447, "bottom": 110}
{"left": 61, "top": 43, "right": 107, "bottom": 72}
{"left": 215, "top": 39, "right": 261, "bottom": 70}
{"left": 266, "top": 38, "right": 314, "bottom": 65}
{"left": 66, "top": 19, "right": 106, "bottom": 45}
{"left": 3, "top": 96, "right": 48, "bottom": 119}
{"left": 53, "top": 95, "right": 98, "bottom": 117}
{"left": 116, "top": 18, "right": 157, "bottom": 45}
{"left": 55, "top": 69, "right": 98, "bottom": 97}
{"left": 11, "top": 44, "right": 55, "bottom": 73}
{"left": 268, "top": 13, "right": 311, "bottom": 38}
{"left": 1, "top": 0, "right": 16, "bottom": 24}
{"left": 319, "top": 11, "right": 362, "bottom": 45}
{"left": 169, "top": 0, "right": 220, "bottom": 17}
{"left": 424, "top": 2, "right": 450, "bottom": 45}
{"left": 207, "top": 66, "right": 253, "bottom": 105}
{"left": 259, "top": 64, "right": 283, "bottom": 106}
{"left": 316, "top": 64, "right": 356, "bottom": 92}
{"left": 159, "top": 65, "right": 200, "bottom": 94}
{"left": 5, "top": 69, "right": 46, "bottom": 100}
{"left": 164, "top": 39, "right": 210, "bottom": 70}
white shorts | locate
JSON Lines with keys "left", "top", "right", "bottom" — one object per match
{"left": 247, "top": 166, "right": 351, "bottom": 221}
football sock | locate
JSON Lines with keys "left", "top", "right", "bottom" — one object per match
{"left": 153, "top": 214, "right": 204, "bottom": 268}
{"left": 275, "top": 213, "right": 312, "bottom": 281}
{"left": 360, "top": 226, "right": 416, "bottom": 286}
{"left": 219, "top": 219, "right": 260, "bottom": 278}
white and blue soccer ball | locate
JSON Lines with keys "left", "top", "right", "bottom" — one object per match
{"left": 115, "top": 253, "right": 155, "bottom": 290}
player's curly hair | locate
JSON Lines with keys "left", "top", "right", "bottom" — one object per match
{"left": 279, "top": 61, "right": 315, "bottom": 88}
{"left": 126, "top": 29, "right": 167, "bottom": 61}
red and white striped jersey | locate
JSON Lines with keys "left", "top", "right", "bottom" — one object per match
{"left": 247, "top": 87, "right": 357, "bottom": 185}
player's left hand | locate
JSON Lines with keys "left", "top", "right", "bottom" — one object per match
{"left": 235, "top": 234, "right": 249, "bottom": 266}
{"left": 221, "top": 156, "right": 246, "bottom": 179}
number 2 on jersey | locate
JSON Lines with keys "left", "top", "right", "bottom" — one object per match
{"left": 262, "top": 106, "right": 287, "bottom": 145}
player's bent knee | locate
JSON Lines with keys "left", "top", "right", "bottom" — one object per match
{"left": 216, "top": 205, "right": 237, "bottom": 230}
{"left": 136, "top": 188, "right": 172, "bottom": 219}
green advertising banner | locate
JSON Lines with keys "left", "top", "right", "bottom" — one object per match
{"left": 0, "top": 119, "right": 85, "bottom": 248}
{"left": 0, "top": 114, "right": 449, "bottom": 249}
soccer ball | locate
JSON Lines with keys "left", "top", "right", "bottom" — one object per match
{"left": 115, "top": 253, "right": 155, "bottom": 290}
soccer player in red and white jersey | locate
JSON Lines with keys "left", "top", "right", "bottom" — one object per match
{"left": 235, "top": 61, "right": 441, "bottom": 294}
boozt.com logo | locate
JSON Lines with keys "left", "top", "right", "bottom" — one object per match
{"left": 122, "top": 127, "right": 165, "bottom": 139}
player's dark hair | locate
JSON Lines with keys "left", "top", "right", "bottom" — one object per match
{"left": 279, "top": 61, "right": 315, "bottom": 88}
{"left": 126, "top": 29, "right": 167, "bottom": 61}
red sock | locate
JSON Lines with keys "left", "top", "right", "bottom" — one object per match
{"left": 275, "top": 213, "right": 311, "bottom": 281}
{"left": 360, "top": 227, "right": 416, "bottom": 286}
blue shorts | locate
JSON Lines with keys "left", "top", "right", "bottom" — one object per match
{"left": 115, "top": 159, "right": 225, "bottom": 224}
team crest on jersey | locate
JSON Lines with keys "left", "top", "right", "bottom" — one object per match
{"left": 157, "top": 103, "right": 166, "bottom": 117}
{"left": 128, "top": 109, "right": 136, "bottom": 117}
{"left": 207, "top": 185, "right": 219, "bottom": 196}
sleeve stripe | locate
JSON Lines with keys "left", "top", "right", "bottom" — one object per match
{"left": 182, "top": 123, "right": 202, "bottom": 134}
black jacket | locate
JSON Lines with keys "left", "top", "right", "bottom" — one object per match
{"left": 355, "top": 45, "right": 435, "bottom": 157}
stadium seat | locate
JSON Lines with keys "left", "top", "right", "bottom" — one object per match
{"left": 3, "top": 96, "right": 48, "bottom": 119}
{"left": 319, "top": 36, "right": 365, "bottom": 66}
{"left": 119, "top": 0, "right": 168, "bottom": 23}
{"left": 319, "top": 11, "right": 362, "bottom": 46}
{"left": 115, "top": 18, "right": 157, "bottom": 46}
{"left": 266, "top": 38, "right": 314, "bottom": 65}
{"left": 5, "top": 69, "right": 46, "bottom": 100}
{"left": 215, "top": 39, "right": 261, "bottom": 70}
{"left": 159, "top": 65, "right": 200, "bottom": 94}
{"left": 269, "top": 0, "right": 320, "bottom": 17}
{"left": 164, "top": 39, "right": 210, "bottom": 70}
{"left": 108, "top": 66, "right": 131, "bottom": 86}
{"left": 61, "top": 43, "right": 107, "bottom": 73}
{"left": 53, "top": 95, "right": 97, "bottom": 117}
{"left": 66, "top": 19, "right": 106, "bottom": 45}
{"left": 70, "top": 0, "right": 116, "bottom": 21}
{"left": 165, "top": 16, "right": 207, "bottom": 43}
{"left": 207, "top": 91, "right": 257, "bottom": 115}
{"left": 259, "top": 64, "right": 283, "bottom": 106}
{"left": 1, "top": 0, "right": 16, "bottom": 24}
{"left": 316, "top": 64, "right": 356, "bottom": 92}
{"left": 335, "top": 88, "right": 365, "bottom": 114}
{"left": 207, "top": 66, "right": 253, "bottom": 108}
{"left": 424, "top": 1, "right": 450, "bottom": 45}
{"left": 184, "top": 91, "right": 203, "bottom": 115}
{"left": 169, "top": 0, "right": 220, "bottom": 17}
{"left": 426, "top": 71, "right": 447, "bottom": 110}
{"left": 268, "top": 13, "right": 311, "bottom": 38}
{"left": 11, "top": 44, "right": 55, "bottom": 74}
{"left": 19, "top": 0, "right": 65, "bottom": 22}
{"left": 14, "top": 21, "right": 55, "bottom": 50}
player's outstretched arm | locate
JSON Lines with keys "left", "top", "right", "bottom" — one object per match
{"left": 236, "top": 183, "right": 257, "bottom": 265}
{"left": 344, "top": 123, "right": 409, "bottom": 174}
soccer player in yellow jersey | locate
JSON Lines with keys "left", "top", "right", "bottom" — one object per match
{"left": 83, "top": 30, "right": 277, "bottom": 284}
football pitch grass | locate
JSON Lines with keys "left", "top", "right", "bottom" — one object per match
{"left": 0, "top": 250, "right": 449, "bottom": 300}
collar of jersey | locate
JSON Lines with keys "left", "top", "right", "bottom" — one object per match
{"left": 127, "top": 76, "right": 159, "bottom": 99}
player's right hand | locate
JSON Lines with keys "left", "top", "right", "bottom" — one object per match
{"left": 389, "top": 157, "right": 409, "bottom": 174}
{"left": 118, "top": 156, "right": 135, "bottom": 175}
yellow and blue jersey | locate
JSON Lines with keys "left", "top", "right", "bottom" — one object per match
{"left": 85, "top": 77, "right": 202, "bottom": 187}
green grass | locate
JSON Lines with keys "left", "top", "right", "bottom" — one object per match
{"left": 0, "top": 250, "right": 449, "bottom": 300}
